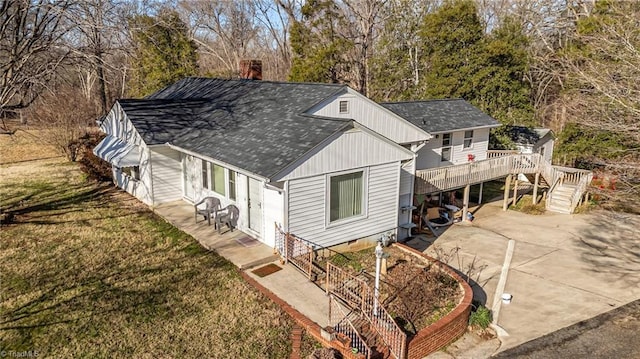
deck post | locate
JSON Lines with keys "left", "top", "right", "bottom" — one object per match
{"left": 503, "top": 175, "right": 512, "bottom": 211}
{"left": 478, "top": 182, "right": 484, "bottom": 204}
{"left": 462, "top": 184, "right": 470, "bottom": 222}
{"left": 532, "top": 172, "right": 540, "bottom": 205}
{"left": 512, "top": 178, "right": 518, "bottom": 207}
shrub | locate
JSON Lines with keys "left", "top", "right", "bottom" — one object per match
{"left": 469, "top": 305, "right": 492, "bottom": 329}
{"left": 77, "top": 131, "right": 112, "bottom": 182}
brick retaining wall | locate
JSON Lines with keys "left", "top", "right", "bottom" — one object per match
{"left": 394, "top": 243, "right": 473, "bottom": 359}
{"left": 241, "top": 242, "right": 473, "bottom": 359}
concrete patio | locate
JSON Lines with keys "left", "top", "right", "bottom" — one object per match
{"left": 414, "top": 200, "right": 640, "bottom": 355}
{"left": 154, "top": 200, "right": 330, "bottom": 327}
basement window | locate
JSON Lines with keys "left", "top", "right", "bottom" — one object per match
{"left": 339, "top": 100, "right": 349, "bottom": 114}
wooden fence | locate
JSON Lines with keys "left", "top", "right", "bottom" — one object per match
{"left": 326, "top": 262, "right": 407, "bottom": 359}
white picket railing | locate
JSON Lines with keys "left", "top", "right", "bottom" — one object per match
{"left": 415, "top": 153, "right": 592, "bottom": 214}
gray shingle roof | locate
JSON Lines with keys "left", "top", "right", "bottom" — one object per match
{"left": 120, "top": 78, "right": 350, "bottom": 179}
{"left": 380, "top": 99, "right": 500, "bottom": 133}
{"left": 505, "top": 126, "right": 553, "bottom": 145}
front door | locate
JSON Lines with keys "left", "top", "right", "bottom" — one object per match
{"left": 182, "top": 154, "right": 195, "bottom": 201}
{"left": 248, "top": 177, "right": 263, "bottom": 236}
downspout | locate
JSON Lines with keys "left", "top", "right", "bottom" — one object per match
{"left": 147, "top": 146, "right": 156, "bottom": 210}
{"left": 283, "top": 180, "right": 289, "bottom": 233}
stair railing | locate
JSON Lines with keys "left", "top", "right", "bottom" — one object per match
{"left": 327, "top": 262, "right": 407, "bottom": 359}
{"left": 329, "top": 294, "right": 372, "bottom": 359}
{"left": 568, "top": 172, "right": 593, "bottom": 213}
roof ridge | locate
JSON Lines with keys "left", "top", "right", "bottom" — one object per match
{"left": 381, "top": 98, "right": 465, "bottom": 105}
{"left": 181, "top": 76, "right": 347, "bottom": 88}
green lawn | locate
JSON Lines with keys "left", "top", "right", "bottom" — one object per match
{"left": 0, "top": 157, "right": 296, "bottom": 358}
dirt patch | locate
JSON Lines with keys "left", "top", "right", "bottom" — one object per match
{"left": 318, "top": 245, "right": 463, "bottom": 334}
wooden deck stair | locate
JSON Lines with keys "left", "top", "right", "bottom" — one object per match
{"left": 415, "top": 153, "right": 592, "bottom": 214}
{"left": 547, "top": 184, "right": 576, "bottom": 214}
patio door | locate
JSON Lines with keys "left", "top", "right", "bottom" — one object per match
{"left": 182, "top": 154, "right": 195, "bottom": 201}
{"left": 248, "top": 177, "right": 263, "bottom": 236}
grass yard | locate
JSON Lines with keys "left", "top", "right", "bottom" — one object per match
{"left": 0, "top": 132, "right": 301, "bottom": 357}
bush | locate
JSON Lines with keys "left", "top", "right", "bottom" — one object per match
{"left": 469, "top": 305, "right": 492, "bottom": 329}
{"left": 76, "top": 131, "right": 112, "bottom": 182}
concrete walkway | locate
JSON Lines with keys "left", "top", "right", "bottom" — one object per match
{"left": 414, "top": 200, "right": 640, "bottom": 356}
{"left": 155, "top": 201, "right": 330, "bottom": 328}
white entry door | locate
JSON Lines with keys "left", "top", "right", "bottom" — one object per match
{"left": 248, "top": 177, "right": 263, "bottom": 236}
{"left": 182, "top": 154, "right": 195, "bottom": 201}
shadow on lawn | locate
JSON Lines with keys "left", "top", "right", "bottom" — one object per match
{"left": 0, "top": 181, "right": 234, "bottom": 349}
{"left": 575, "top": 210, "right": 640, "bottom": 287}
{"left": 1, "top": 181, "right": 120, "bottom": 225}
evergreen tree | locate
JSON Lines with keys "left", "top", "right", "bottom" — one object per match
{"left": 474, "top": 16, "right": 534, "bottom": 126}
{"left": 288, "top": 0, "right": 353, "bottom": 84}
{"left": 128, "top": 10, "right": 198, "bottom": 97}
{"left": 419, "top": 0, "right": 485, "bottom": 100}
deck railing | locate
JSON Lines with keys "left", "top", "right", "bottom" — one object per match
{"left": 486, "top": 150, "right": 520, "bottom": 158}
{"left": 327, "top": 262, "right": 407, "bottom": 359}
{"left": 415, "top": 153, "right": 540, "bottom": 194}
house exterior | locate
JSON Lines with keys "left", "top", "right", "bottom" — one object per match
{"left": 95, "top": 78, "right": 422, "bottom": 247}
{"left": 381, "top": 100, "right": 501, "bottom": 170}
{"left": 94, "top": 78, "right": 503, "bottom": 247}
{"left": 508, "top": 127, "right": 555, "bottom": 163}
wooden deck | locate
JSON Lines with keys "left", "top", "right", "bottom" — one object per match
{"left": 415, "top": 153, "right": 592, "bottom": 214}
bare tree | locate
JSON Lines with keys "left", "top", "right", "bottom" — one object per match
{"left": 0, "top": 0, "right": 75, "bottom": 120}
{"left": 66, "top": 0, "right": 127, "bottom": 114}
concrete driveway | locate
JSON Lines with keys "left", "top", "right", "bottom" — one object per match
{"left": 409, "top": 201, "right": 640, "bottom": 353}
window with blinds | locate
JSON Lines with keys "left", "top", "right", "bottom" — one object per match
{"left": 329, "top": 171, "right": 364, "bottom": 222}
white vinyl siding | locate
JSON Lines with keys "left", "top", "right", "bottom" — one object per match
{"left": 399, "top": 159, "right": 414, "bottom": 196}
{"left": 101, "top": 102, "right": 152, "bottom": 205}
{"left": 416, "top": 127, "right": 491, "bottom": 170}
{"left": 275, "top": 129, "right": 412, "bottom": 181}
{"left": 309, "top": 92, "right": 429, "bottom": 144}
{"left": 288, "top": 162, "right": 399, "bottom": 248}
{"left": 150, "top": 146, "right": 182, "bottom": 204}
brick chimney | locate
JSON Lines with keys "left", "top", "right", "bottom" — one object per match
{"left": 239, "top": 59, "right": 262, "bottom": 80}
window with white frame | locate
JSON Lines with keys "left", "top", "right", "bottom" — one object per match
{"left": 463, "top": 130, "right": 474, "bottom": 149}
{"left": 329, "top": 171, "right": 364, "bottom": 222}
{"left": 228, "top": 170, "right": 236, "bottom": 201}
{"left": 441, "top": 133, "right": 452, "bottom": 162}
{"left": 210, "top": 163, "right": 226, "bottom": 196}
{"left": 122, "top": 166, "right": 140, "bottom": 180}
{"left": 201, "top": 161, "right": 209, "bottom": 189}
{"left": 339, "top": 100, "right": 349, "bottom": 114}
